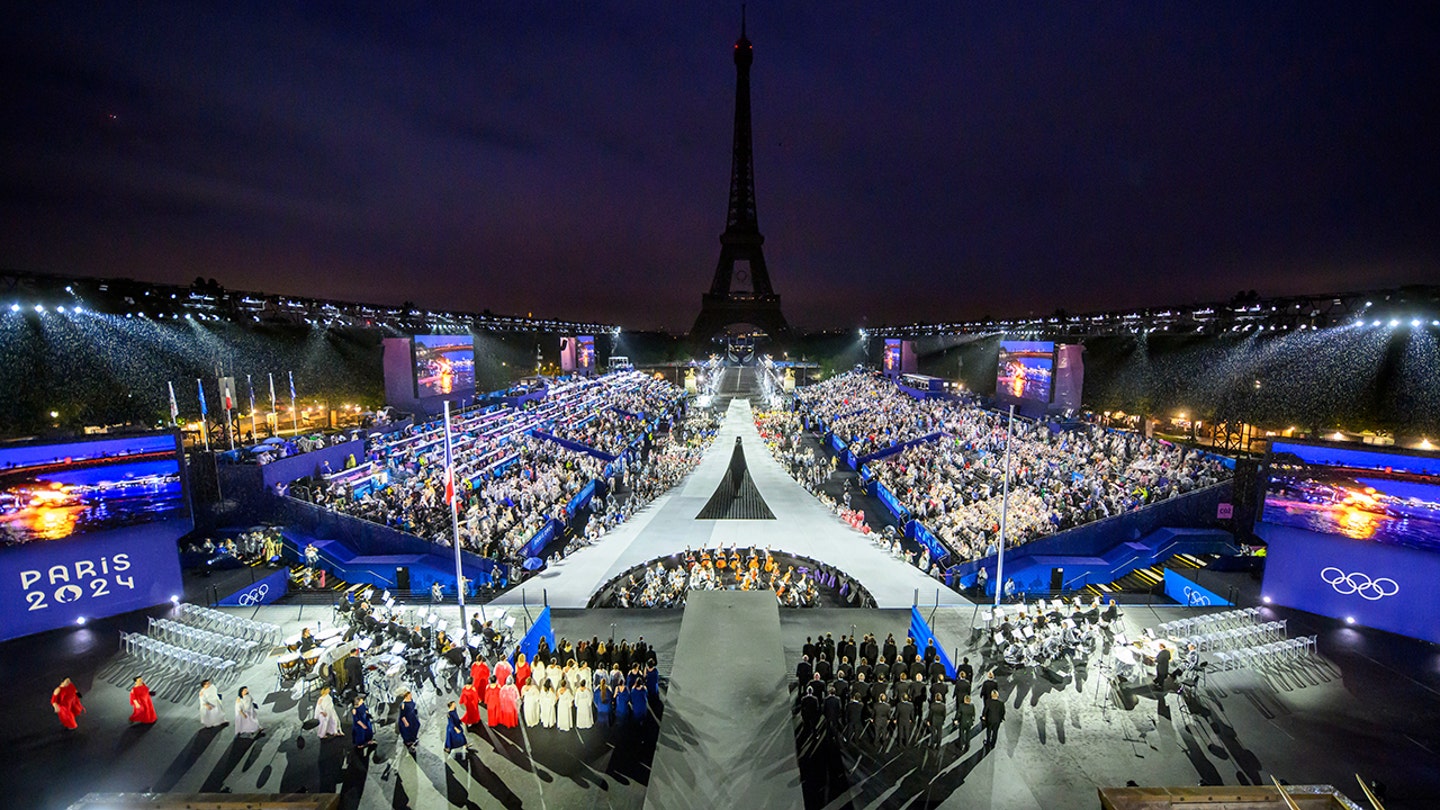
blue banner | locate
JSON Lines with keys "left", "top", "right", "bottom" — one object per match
{"left": 523, "top": 519, "right": 559, "bottom": 558}
{"left": 566, "top": 480, "right": 597, "bottom": 518}
{"left": 908, "top": 606, "right": 956, "bottom": 679}
{"left": 1162, "top": 567, "right": 1231, "bottom": 607}
{"left": 874, "top": 481, "right": 910, "bottom": 523}
{"left": 0, "top": 522, "right": 186, "bottom": 642}
{"left": 218, "top": 566, "right": 290, "bottom": 606}
{"left": 515, "top": 606, "right": 556, "bottom": 665}
{"left": 906, "top": 520, "right": 949, "bottom": 564}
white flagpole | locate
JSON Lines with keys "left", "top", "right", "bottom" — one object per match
{"left": 268, "top": 373, "right": 278, "bottom": 437}
{"left": 994, "top": 404, "right": 1014, "bottom": 609}
{"left": 444, "top": 400, "right": 469, "bottom": 643}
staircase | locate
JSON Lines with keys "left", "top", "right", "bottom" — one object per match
{"left": 1083, "top": 553, "right": 1216, "bottom": 598}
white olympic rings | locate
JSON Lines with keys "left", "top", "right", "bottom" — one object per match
{"left": 1182, "top": 586, "right": 1212, "bottom": 607}
{"left": 1319, "top": 567, "right": 1398, "bottom": 601}
{"left": 237, "top": 583, "right": 271, "bottom": 606}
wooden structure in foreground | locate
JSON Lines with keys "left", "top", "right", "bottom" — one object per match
{"left": 67, "top": 795, "right": 340, "bottom": 810}
{"left": 1098, "top": 785, "right": 1364, "bottom": 810}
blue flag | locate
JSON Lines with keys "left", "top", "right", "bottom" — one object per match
{"left": 197, "top": 378, "right": 208, "bottom": 416}
{"left": 288, "top": 371, "right": 296, "bottom": 400}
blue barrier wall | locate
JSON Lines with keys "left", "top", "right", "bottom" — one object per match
{"left": 218, "top": 566, "right": 290, "bottom": 606}
{"left": 523, "top": 519, "right": 559, "bottom": 559}
{"left": 908, "top": 606, "right": 957, "bottom": 678}
{"left": 515, "top": 606, "right": 556, "bottom": 665}
{"left": 531, "top": 430, "right": 617, "bottom": 462}
{"left": 906, "top": 520, "right": 949, "bottom": 564}
{"left": 0, "top": 520, "right": 187, "bottom": 641}
{"left": 1162, "top": 568, "right": 1232, "bottom": 607}
{"left": 259, "top": 439, "right": 366, "bottom": 488}
{"left": 874, "top": 481, "right": 910, "bottom": 523}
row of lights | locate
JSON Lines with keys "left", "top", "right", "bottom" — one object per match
{"left": 1261, "top": 595, "right": 1358, "bottom": 626}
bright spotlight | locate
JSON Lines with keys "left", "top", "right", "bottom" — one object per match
{"left": 1345, "top": 616, "right": 1356, "bottom": 625}
{"left": 1262, "top": 595, "right": 1272, "bottom": 604}
{"left": 8, "top": 304, "right": 17, "bottom": 313}
{"left": 1411, "top": 319, "right": 1421, "bottom": 328}
{"left": 75, "top": 616, "right": 87, "bottom": 626}
{"left": 57, "top": 305, "right": 66, "bottom": 313}
{"left": 1388, "top": 319, "right": 1399, "bottom": 328}
{"left": 34, "top": 304, "right": 44, "bottom": 313}
{"left": 170, "top": 595, "right": 180, "bottom": 604}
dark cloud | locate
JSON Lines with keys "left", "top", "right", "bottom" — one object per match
{"left": 2, "top": 2, "right": 1437, "bottom": 331}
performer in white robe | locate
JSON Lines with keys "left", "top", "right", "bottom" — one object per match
{"left": 315, "top": 687, "right": 341, "bottom": 737}
{"left": 531, "top": 662, "right": 547, "bottom": 691}
{"left": 574, "top": 685, "right": 595, "bottom": 729}
{"left": 539, "top": 685, "right": 557, "bottom": 728}
{"left": 576, "top": 664, "right": 592, "bottom": 692}
{"left": 521, "top": 684, "right": 542, "bottom": 728}
{"left": 234, "top": 686, "right": 262, "bottom": 737}
{"left": 556, "top": 686, "right": 574, "bottom": 731}
{"left": 198, "top": 680, "right": 227, "bottom": 727}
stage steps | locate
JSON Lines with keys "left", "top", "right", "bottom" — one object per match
{"left": 1084, "top": 552, "right": 1218, "bottom": 598}
{"left": 645, "top": 591, "right": 803, "bottom": 810}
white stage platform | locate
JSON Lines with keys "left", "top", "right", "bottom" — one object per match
{"left": 494, "top": 397, "right": 968, "bottom": 609}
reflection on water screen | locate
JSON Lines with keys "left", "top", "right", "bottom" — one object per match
{"left": 0, "top": 438, "right": 185, "bottom": 545}
{"left": 1262, "top": 465, "right": 1440, "bottom": 552}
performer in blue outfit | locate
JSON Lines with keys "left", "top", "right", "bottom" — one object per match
{"left": 351, "top": 695, "right": 375, "bottom": 749}
{"left": 397, "top": 691, "right": 420, "bottom": 752}
{"left": 444, "top": 700, "right": 467, "bottom": 760}
{"left": 629, "top": 683, "right": 648, "bottom": 724}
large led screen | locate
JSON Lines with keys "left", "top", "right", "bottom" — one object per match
{"left": 576, "top": 336, "right": 595, "bottom": 373}
{"left": 1261, "top": 441, "right": 1440, "bottom": 553}
{"left": 996, "top": 340, "right": 1055, "bottom": 402}
{"left": 883, "top": 339, "right": 902, "bottom": 374}
{"left": 412, "top": 334, "right": 476, "bottom": 398}
{"left": 1, "top": 433, "right": 187, "bottom": 546}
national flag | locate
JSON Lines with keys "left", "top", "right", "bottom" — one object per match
{"left": 288, "top": 371, "right": 296, "bottom": 401}
{"left": 268, "top": 373, "right": 277, "bottom": 412}
{"left": 247, "top": 374, "right": 255, "bottom": 413}
{"left": 197, "top": 378, "right": 208, "bottom": 416}
{"left": 167, "top": 381, "right": 179, "bottom": 424}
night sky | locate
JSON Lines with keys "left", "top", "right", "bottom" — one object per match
{"left": 3, "top": 3, "right": 1438, "bottom": 331}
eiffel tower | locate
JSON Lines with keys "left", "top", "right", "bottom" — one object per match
{"left": 690, "top": 11, "right": 790, "bottom": 342}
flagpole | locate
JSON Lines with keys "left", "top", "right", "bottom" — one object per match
{"left": 196, "top": 378, "right": 210, "bottom": 451}
{"left": 994, "top": 404, "right": 1014, "bottom": 608}
{"left": 167, "top": 381, "right": 179, "bottom": 428}
{"left": 268, "top": 373, "right": 278, "bottom": 437}
{"left": 444, "top": 400, "right": 469, "bottom": 645}
{"left": 248, "top": 374, "right": 258, "bottom": 443}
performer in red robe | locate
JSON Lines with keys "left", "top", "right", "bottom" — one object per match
{"left": 129, "top": 676, "right": 158, "bottom": 724}
{"left": 484, "top": 677, "right": 502, "bottom": 727}
{"left": 515, "top": 653, "right": 531, "bottom": 690}
{"left": 459, "top": 682, "right": 481, "bottom": 725}
{"left": 496, "top": 676, "right": 520, "bottom": 728}
{"left": 51, "top": 678, "right": 84, "bottom": 729}
{"left": 470, "top": 659, "right": 490, "bottom": 702}
{"left": 494, "top": 659, "right": 513, "bottom": 690}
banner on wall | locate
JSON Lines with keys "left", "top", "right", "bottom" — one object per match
{"left": 217, "top": 566, "right": 290, "bottom": 607}
{"left": 1162, "top": 568, "right": 1232, "bottom": 607}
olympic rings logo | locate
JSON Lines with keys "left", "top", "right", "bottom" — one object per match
{"left": 1320, "top": 567, "right": 1398, "bottom": 601}
{"left": 1182, "top": 586, "right": 1211, "bottom": 607}
{"left": 237, "top": 584, "right": 271, "bottom": 606}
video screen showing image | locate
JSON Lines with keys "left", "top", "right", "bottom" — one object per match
{"left": 577, "top": 336, "right": 595, "bottom": 372}
{"left": 412, "top": 334, "right": 476, "bottom": 397}
{"left": 996, "top": 340, "right": 1055, "bottom": 402}
{"left": 0, "top": 433, "right": 186, "bottom": 546}
{"left": 1262, "top": 441, "right": 1440, "bottom": 552}
{"left": 883, "top": 339, "right": 902, "bottom": 373}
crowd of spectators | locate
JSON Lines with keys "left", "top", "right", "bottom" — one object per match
{"left": 796, "top": 370, "right": 1231, "bottom": 565}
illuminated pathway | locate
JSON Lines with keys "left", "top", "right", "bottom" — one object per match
{"left": 494, "top": 397, "right": 969, "bottom": 609}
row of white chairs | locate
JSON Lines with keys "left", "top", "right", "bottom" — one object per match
{"left": 149, "top": 617, "right": 265, "bottom": 664}
{"left": 1211, "top": 636, "right": 1317, "bottom": 672}
{"left": 1181, "top": 620, "right": 1287, "bottom": 653}
{"left": 176, "top": 602, "right": 282, "bottom": 645}
{"left": 1157, "top": 607, "right": 1261, "bottom": 639}
{"left": 120, "top": 631, "right": 238, "bottom": 684}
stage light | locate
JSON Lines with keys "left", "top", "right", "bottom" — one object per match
{"left": 1345, "top": 616, "right": 1356, "bottom": 625}
{"left": 170, "top": 595, "right": 180, "bottom": 604}
{"left": 34, "top": 304, "right": 44, "bottom": 313}
{"left": 75, "top": 616, "right": 86, "bottom": 626}
{"left": 1372, "top": 321, "right": 1380, "bottom": 327}
{"left": 1411, "top": 319, "right": 1421, "bottom": 328}
{"left": 1262, "top": 595, "right": 1272, "bottom": 604}
{"left": 57, "top": 305, "right": 66, "bottom": 313}
{"left": 8, "top": 303, "right": 17, "bottom": 312}
{"left": 1388, "top": 319, "right": 1399, "bottom": 328}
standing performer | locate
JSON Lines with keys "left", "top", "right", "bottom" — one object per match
{"left": 51, "top": 678, "right": 84, "bottom": 730}
{"left": 496, "top": 676, "right": 520, "bottom": 728}
{"left": 470, "top": 657, "right": 490, "bottom": 703}
{"left": 234, "top": 686, "right": 263, "bottom": 737}
{"left": 351, "top": 695, "right": 375, "bottom": 750}
{"left": 538, "top": 683, "right": 557, "bottom": 728}
{"left": 574, "top": 683, "right": 595, "bottom": 730}
{"left": 484, "top": 676, "right": 502, "bottom": 727}
{"left": 459, "top": 681, "right": 481, "bottom": 725}
{"left": 556, "top": 685, "right": 575, "bottom": 732}
{"left": 397, "top": 691, "right": 421, "bottom": 752}
{"left": 129, "top": 677, "right": 157, "bottom": 724}
{"left": 314, "top": 686, "right": 341, "bottom": 738}
{"left": 522, "top": 680, "right": 542, "bottom": 728}
{"left": 198, "top": 680, "right": 226, "bottom": 728}
{"left": 444, "top": 700, "right": 468, "bottom": 760}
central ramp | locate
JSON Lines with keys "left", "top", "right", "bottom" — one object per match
{"left": 645, "top": 591, "right": 803, "bottom": 810}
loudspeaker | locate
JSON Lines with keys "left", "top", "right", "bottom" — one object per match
{"left": 1231, "top": 457, "right": 1263, "bottom": 538}
{"left": 395, "top": 566, "right": 410, "bottom": 591}
{"left": 1050, "top": 567, "right": 1064, "bottom": 592}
